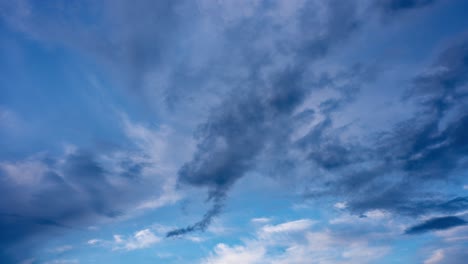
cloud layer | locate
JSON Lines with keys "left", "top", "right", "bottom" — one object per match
{"left": 1, "top": 0, "right": 468, "bottom": 263}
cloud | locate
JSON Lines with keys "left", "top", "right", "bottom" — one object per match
{"left": 299, "top": 36, "right": 468, "bottom": 218}
{"left": 44, "top": 259, "right": 79, "bottom": 264}
{"left": 202, "top": 218, "right": 391, "bottom": 264}
{"left": 377, "top": 0, "right": 436, "bottom": 15}
{"left": 114, "top": 229, "right": 161, "bottom": 251}
{"left": 160, "top": 0, "right": 465, "bottom": 237}
{"left": 0, "top": 159, "right": 48, "bottom": 185}
{"left": 168, "top": 0, "right": 374, "bottom": 236}
{"left": 334, "top": 202, "right": 347, "bottom": 209}
{"left": 204, "top": 243, "right": 266, "bottom": 264}
{"left": 49, "top": 245, "right": 73, "bottom": 254}
{"left": 423, "top": 247, "right": 468, "bottom": 264}
{"left": 0, "top": 0, "right": 464, "bottom": 262}
{"left": 86, "top": 239, "right": 102, "bottom": 246}
{"left": 0, "top": 152, "right": 108, "bottom": 261}
{"left": 0, "top": 117, "right": 182, "bottom": 262}
{"left": 89, "top": 222, "right": 206, "bottom": 252}
{"left": 166, "top": 197, "right": 224, "bottom": 237}
{"left": 261, "top": 219, "right": 315, "bottom": 234}
{"left": 251, "top": 218, "right": 272, "bottom": 224}
{"left": 422, "top": 225, "right": 468, "bottom": 263}
{"left": 424, "top": 249, "right": 444, "bottom": 264}
{"left": 0, "top": 107, "right": 23, "bottom": 134}
{"left": 405, "top": 216, "right": 467, "bottom": 234}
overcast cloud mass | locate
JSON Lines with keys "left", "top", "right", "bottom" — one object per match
{"left": 0, "top": 0, "right": 468, "bottom": 263}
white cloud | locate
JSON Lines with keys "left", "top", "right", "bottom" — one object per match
{"left": 341, "top": 245, "right": 389, "bottom": 262}
{"left": 135, "top": 188, "right": 181, "bottom": 210}
{"left": 121, "top": 114, "right": 194, "bottom": 172}
{"left": 124, "top": 229, "right": 160, "bottom": 250}
{"left": 422, "top": 246, "right": 468, "bottom": 264}
{"left": 89, "top": 222, "right": 211, "bottom": 253}
{"left": 117, "top": 115, "right": 194, "bottom": 212}
{"left": 207, "top": 219, "right": 235, "bottom": 235}
{"left": 435, "top": 225, "right": 468, "bottom": 242}
{"left": 364, "top": 210, "right": 388, "bottom": 219}
{"left": 186, "top": 235, "right": 205, "bottom": 243}
{"left": 0, "top": 107, "right": 23, "bottom": 133}
{"left": 113, "top": 229, "right": 161, "bottom": 251}
{"left": 0, "top": 159, "right": 48, "bottom": 185}
{"left": 202, "top": 218, "right": 391, "bottom": 264}
{"left": 19, "top": 258, "right": 35, "bottom": 264}
{"left": 88, "top": 228, "right": 161, "bottom": 251}
{"left": 121, "top": 116, "right": 173, "bottom": 173}
{"left": 334, "top": 202, "right": 347, "bottom": 209}
{"left": 87, "top": 226, "right": 99, "bottom": 231}
{"left": 50, "top": 245, "right": 73, "bottom": 253}
{"left": 113, "top": 235, "right": 123, "bottom": 244}
{"left": 261, "top": 219, "right": 315, "bottom": 234}
{"left": 87, "top": 239, "right": 102, "bottom": 246}
{"left": 415, "top": 224, "right": 468, "bottom": 264}
{"left": 424, "top": 249, "right": 444, "bottom": 264}
{"left": 329, "top": 209, "right": 391, "bottom": 225}
{"left": 251, "top": 217, "right": 272, "bottom": 224}
{"left": 44, "top": 260, "right": 79, "bottom": 264}
{"left": 204, "top": 243, "right": 266, "bottom": 264}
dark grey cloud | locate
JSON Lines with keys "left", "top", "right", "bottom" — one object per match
{"left": 301, "top": 36, "right": 468, "bottom": 218}
{"left": 296, "top": 68, "right": 372, "bottom": 170}
{"left": 166, "top": 0, "right": 445, "bottom": 236}
{"left": 405, "top": 216, "right": 467, "bottom": 234}
{"left": 379, "top": 38, "right": 468, "bottom": 179}
{"left": 350, "top": 195, "right": 468, "bottom": 217}
{"left": 167, "top": 68, "right": 308, "bottom": 236}
{"left": 166, "top": 195, "right": 224, "bottom": 237}
{"left": 166, "top": 0, "right": 371, "bottom": 236}
{"left": 0, "top": 149, "right": 154, "bottom": 262}
{"left": 377, "top": 0, "right": 436, "bottom": 14}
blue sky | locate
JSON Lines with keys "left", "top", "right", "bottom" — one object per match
{"left": 1, "top": 0, "right": 468, "bottom": 263}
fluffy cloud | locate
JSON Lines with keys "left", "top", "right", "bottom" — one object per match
{"left": 114, "top": 229, "right": 161, "bottom": 251}
{"left": 203, "top": 218, "right": 391, "bottom": 264}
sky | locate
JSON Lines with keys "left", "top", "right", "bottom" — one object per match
{"left": 0, "top": 0, "right": 468, "bottom": 263}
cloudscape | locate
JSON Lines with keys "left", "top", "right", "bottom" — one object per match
{"left": 1, "top": 0, "right": 467, "bottom": 263}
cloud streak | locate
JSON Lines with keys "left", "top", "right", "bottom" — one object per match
{"left": 405, "top": 216, "right": 467, "bottom": 234}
